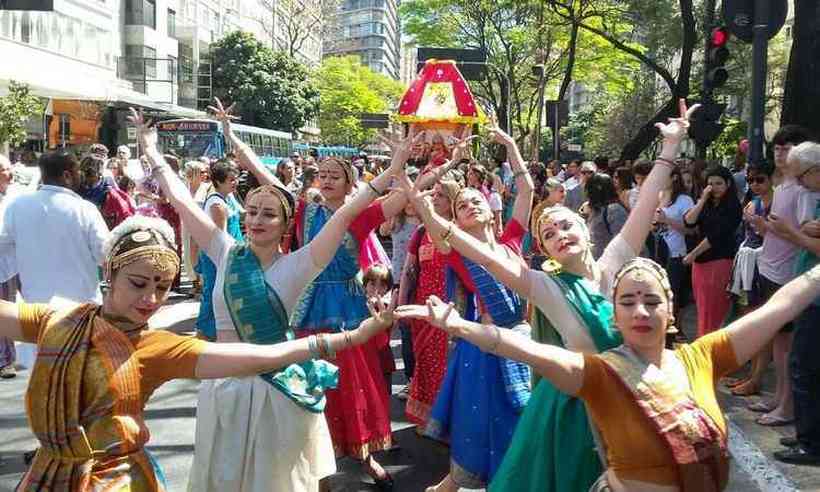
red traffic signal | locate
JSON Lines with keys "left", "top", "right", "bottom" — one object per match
{"left": 711, "top": 27, "right": 729, "bottom": 47}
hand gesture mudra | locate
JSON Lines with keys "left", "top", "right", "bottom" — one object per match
{"left": 394, "top": 295, "right": 462, "bottom": 335}
{"left": 355, "top": 295, "right": 396, "bottom": 343}
{"left": 378, "top": 126, "right": 426, "bottom": 167}
{"left": 488, "top": 125, "right": 515, "bottom": 147}
{"left": 126, "top": 107, "right": 158, "bottom": 150}
{"left": 655, "top": 98, "right": 701, "bottom": 144}
{"left": 206, "top": 97, "right": 240, "bottom": 133}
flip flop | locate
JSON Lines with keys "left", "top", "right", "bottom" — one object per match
{"left": 748, "top": 400, "right": 776, "bottom": 413}
{"left": 731, "top": 382, "right": 760, "bottom": 396}
{"left": 756, "top": 414, "right": 794, "bottom": 427}
{"left": 722, "top": 377, "right": 747, "bottom": 387}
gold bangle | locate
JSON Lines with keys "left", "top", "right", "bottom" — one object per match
{"left": 344, "top": 330, "right": 354, "bottom": 349}
{"left": 441, "top": 223, "right": 454, "bottom": 242}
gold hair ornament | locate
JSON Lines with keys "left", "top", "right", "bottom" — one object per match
{"left": 105, "top": 230, "right": 180, "bottom": 282}
{"left": 612, "top": 257, "right": 676, "bottom": 329}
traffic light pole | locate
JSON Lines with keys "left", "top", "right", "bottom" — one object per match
{"left": 697, "top": 0, "right": 716, "bottom": 159}
{"left": 748, "top": 0, "right": 769, "bottom": 165}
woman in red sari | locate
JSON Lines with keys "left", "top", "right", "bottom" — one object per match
{"left": 398, "top": 178, "right": 462, "bottom": 426}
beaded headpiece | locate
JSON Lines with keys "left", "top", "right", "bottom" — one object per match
{"left": 103, "top": 218, "right": 180, "bottom": 283}
{"left": 245, "top": 184, "right": 294, "bottom": 223}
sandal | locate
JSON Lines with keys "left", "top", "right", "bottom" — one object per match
{"left": 756, "top": 414, "right": 794, "bottom": 427}
{"left": 364, "top": 456, "right": 394, "bottom": 491}
{"left": 747, "top": 400, "right": 776, "bottom": 413}
{"left": 722, "top": 377, "right": 747, "bottom": 388}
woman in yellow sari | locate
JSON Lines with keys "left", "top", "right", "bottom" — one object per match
{"left": 396, "top": 258, "right": 820, "bottom": 491}
{"left": 1, "top": 215, "right": 393, "bottom": 492}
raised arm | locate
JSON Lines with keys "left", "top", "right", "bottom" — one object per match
{"left": 394, "top": 296, "right": 585, "bottom": 395}
{"left": 491, "top": 127, "right": 534, "bottom": 228}
{"left": 726, "top": 264, "right": 820, "bottom": 365}
{"left": 208, "top": 98, "right": 284, "bottom": 189}
{"left": 400, "top": 174, "right": 533, "bottom": 297}
{"left": 128, "top": 109, "right": 220, "bottom": 256}
{"left": 619, "top": 99, "right": 699, "bottom": 254}
{"left": 196, "top": 301, "right": 393, "bottom": 379}
{"left": 306, "top": 132, "right": 420, "bottom": 268}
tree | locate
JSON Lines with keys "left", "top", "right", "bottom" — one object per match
{"left": 211, "top": 31, "right": 320, "bottom": 132}
{"left": 0, "top": 81, "right": 43, "bottom": 155}
{"left": 260, "top": 0, "right": 339, "bottom": 61}
{"left": 316, "top": 56, "right": 404, "bottom": 146}
{"left": 780, "top": 0, "right": 820, "bottom": 137}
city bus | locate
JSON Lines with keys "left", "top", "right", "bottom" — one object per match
{"left": 156, "top": 119, "right": 293, "bottom": 166}
{"left": 292, "top": 143, "right": 360, "bottom": 159}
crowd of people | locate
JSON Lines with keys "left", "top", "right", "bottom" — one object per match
{"left": 0, "top": 97, "right": 819, "bottom": 492}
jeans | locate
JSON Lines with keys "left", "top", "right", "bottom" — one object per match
{"left": 790, "top": 302, "right": 820, "bottom": 454}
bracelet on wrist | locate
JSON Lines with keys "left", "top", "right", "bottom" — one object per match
{"left": 513, "top": 170, "right": 528, "bottom": 179}
{"left": 487, "top": 325, "right": 502, "bottom": 354}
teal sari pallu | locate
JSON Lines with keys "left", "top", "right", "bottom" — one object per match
{"left": 223, "top": 244, "right": 339, "bottom": 413}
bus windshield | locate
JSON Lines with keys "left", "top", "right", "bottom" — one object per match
{"left": 158, "top": 131, "right": 220, "bottom": 159}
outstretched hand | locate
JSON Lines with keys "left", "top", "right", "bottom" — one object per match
{"left": 379, "top": 127, "right": 427, "bottom": 172}
{"left": 655, "top": 98, "right": 701, "bottom": 145}
{"left": 126, "top": 107, "right": 158, "bottom": 151}
{"left": 355, "top": 295, "right": 396, "bottom": 343}
{"left": 206, "top": 97, "right": 240, "bottom": 134}
{"left": 394, "top": 295, "right": 462, "bottom": 334}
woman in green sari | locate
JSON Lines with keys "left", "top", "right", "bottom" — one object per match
{"left": 401, "top": 99, "right": 699, "bottom": 491}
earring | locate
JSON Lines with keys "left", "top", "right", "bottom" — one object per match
{"left": 541, "top": 257, "right": 563, "bottom": 275}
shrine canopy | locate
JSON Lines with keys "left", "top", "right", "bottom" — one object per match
{"left": 396, "top": 59, "right": 484, "bottom": 125}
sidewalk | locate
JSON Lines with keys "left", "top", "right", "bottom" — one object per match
{"left": 678, "top": 304, "right": 820, "bottom": 492}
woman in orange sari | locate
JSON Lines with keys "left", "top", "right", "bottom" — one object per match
{"left": 396, "top": 258, "right": 820, "bottom": 491}
{"left": 1, "top": 215, "right": 393, "bottom": 492}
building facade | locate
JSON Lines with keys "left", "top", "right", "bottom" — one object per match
{"left": 323, "top": 0, "right": 400, "bottom": 80}
{"left": 0, "top": 0, "right": 324, "bottom": 155}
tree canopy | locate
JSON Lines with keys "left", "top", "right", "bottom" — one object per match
{"left": 315, "top": 56, "right": 404, "bottom": 146}
{"left": 211, "top": 31, "right": 320, "bottom": 133}
{"left": 0, "top": 81, "right": 43, "bottom": 151}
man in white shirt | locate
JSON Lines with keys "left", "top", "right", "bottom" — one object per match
{"left": 0, "top": 151, "right": 109, "bottom": 368}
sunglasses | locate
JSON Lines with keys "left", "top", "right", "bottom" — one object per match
{"left": 748, "top": 176, "right": 768, "bottom": 185}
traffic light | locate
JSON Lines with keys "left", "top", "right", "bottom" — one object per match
{"left": 704, "top": 27, "right": 730, "bottom": 93}
{"left": 689, "top": 101, "right": 726, "bottom": 147}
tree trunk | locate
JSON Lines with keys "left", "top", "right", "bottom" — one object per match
{"left": 780, "top": 0, "right": 820, "bottom": 137}
{"left": 619, "top": 0, "right": 696, "bottom": 160}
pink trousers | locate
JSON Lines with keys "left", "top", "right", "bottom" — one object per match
{"left": 692, "top": 259, "right": 733, "bottom": 338}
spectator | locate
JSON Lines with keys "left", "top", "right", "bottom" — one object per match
{"left": 683, "top": 165, "right": 743, "bottom": 338}
{"left": 745, "top": 125, "right": 813, "bottom": 427}
{"left": 654, "top": 167, "right": 696, "bottom": 331}
{"left": 0, "top": 154, "right": 23, "bottom": 379}
{"left": 628, "top": 160, "right": 653, "bottom": 210}
{"left": 613, "top": 166, "right": 634, "bottom": 210}
{"left": 726, "top": 164, "right": 774, "bottom": 396}
{"left": 585, "top": 172, "right": 628, "bottom": 259}
{"left": 766, "top": 141, "right": 820, "bottom": 465}
{"left": 565, "top": 160, "right": 595, "bottom": 212}
{"left": 542, "top": 178, "right": 566, "bottom": 207}
{"left": 0, "top": 151, "right": 109, "bottom": 369}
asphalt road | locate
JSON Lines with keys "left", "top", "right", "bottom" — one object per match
{"left": 1, "top": 298, "right": 808, "bottom": 491}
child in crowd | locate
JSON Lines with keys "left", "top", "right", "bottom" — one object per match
{"left": 363, "top": 264, "right": 396, "bottom": 403}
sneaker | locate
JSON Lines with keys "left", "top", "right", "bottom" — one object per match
{"left": 0, "top": 364, "right": 16, "bottom": 379}
{"left": 395, "top": 384, "right": 410, "bottom": 401}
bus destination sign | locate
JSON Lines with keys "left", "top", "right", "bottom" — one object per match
{"left": 157, "top": 121, "right": 217, "bottom": 132}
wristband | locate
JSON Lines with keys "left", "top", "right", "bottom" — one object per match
{"left": 441, "top": 223, "right": 454, "bottom": 242}
{"left": 367, "top": 181, "right": 381, "bottom": 196}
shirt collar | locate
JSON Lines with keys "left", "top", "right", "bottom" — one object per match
{"left": 40, "top": 184, "right": 82, "bottom": 199}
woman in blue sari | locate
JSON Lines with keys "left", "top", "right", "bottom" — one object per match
{"left": 402, "top": 126, "right": 534, "bottom": 491}
{"left": 404, "top": 100, "right": 699, "bottom": 492}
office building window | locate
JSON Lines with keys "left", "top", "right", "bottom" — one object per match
{"left": 124, "top": 44, "right": 157, "bottom": 79}
{"left": 125, "top": 0, "right": 156, "bottom": 30}
{"left": 167, "top": 8, "right": 176, "bottom": 37}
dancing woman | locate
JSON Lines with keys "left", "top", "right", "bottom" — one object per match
{"left": 130, "top": 104, "right": 403, "bottom": 491}
{"left": 402, "top": 100, "right": 698, "bottom": 492}
{"left": 288, "top": 129, "right": 425, "bottom": 487}
{"left": 403, "top": 127, "right": 535, "bottom": 491}
{"left": 396, "top": 260, "right": 820, "bottom": 492}
{"left": 2, "top": 215, "right": 393, "bottom": 492}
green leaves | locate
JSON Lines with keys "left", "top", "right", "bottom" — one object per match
{"left": 315, "top": 56, "right": 404, "bottom": 146}
{"left": 211, "top": 31, "right": 320, "bottom": 133}
{"left": 0, "top": 81, "right": 43, "bottom": 148}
